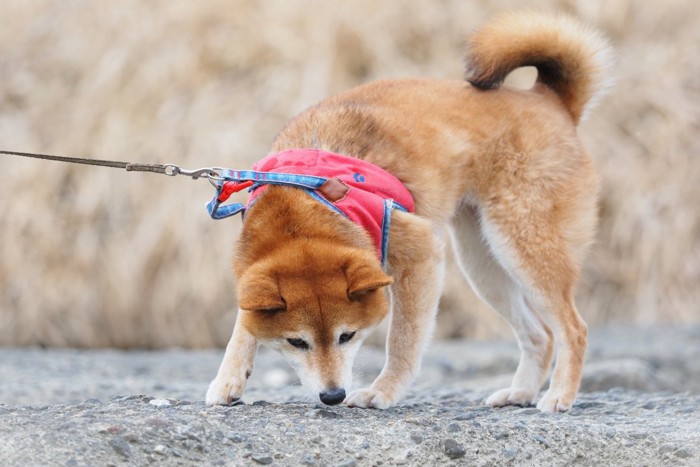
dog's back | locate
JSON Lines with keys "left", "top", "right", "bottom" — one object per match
{"left": 272, "top": 11, "right": 613, "bottom": 219}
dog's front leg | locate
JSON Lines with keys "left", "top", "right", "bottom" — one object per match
{"left": 347, "top": 214, "right": 445, "bottom": 409}
{"left": 205, "top": 310, "right": 257, "bottom": 405}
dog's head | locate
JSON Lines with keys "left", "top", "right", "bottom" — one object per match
{"left": 236, "top": 241, "right": 391, "bottom": 405}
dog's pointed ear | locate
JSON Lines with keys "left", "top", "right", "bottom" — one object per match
{"left": 344, "top": 251, "right": 392, "bottom": 300}
{"left": 237, "top": 267, "right": 286, "bottom": 312}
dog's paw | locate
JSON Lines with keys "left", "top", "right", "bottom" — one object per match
{"left": 536, "top": 389, "right": 574, "bottom": 413}
{"left": 485, "top": 387, "right": 537, "bottom": 407}
{"left": 345, "top": 387, "right": 395, "bottom": 409}
{"left": 205, "top": 376, "right": 246, "bottom": 406}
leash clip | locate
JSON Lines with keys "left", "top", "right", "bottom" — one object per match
{"left": 163, "top": 164, "right": 223, "bottom": 186}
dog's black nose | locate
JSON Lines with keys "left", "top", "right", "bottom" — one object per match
{"left": 319, "top": 388, "right": 346, "bottom": 406}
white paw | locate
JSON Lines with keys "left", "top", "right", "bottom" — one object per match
{"left": 205, "top": 376, "right": 246, "bottom": 406}
{"left": 345, "top": 387, "right": 395, "bottom": 409}
{"left": 485, "top": 387, "right": 536, "bottom": 407}
{"left": 536, "top": 389, "right": 574, "bottom": 413}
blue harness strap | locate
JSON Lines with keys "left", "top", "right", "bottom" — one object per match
{"left": 206, "top": 169, "right": 329, "bottom": 220}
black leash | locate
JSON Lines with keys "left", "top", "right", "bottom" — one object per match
{"left": 0, "top": 149, "right": 222, "bottom": 181}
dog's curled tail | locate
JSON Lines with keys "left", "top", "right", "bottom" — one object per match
{"left": 465, "top": 11, "right": 614, "bottom": 124}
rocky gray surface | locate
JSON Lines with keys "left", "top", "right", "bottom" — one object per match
{"left": 0, "top": 326, "right": 698, "bottom": 466}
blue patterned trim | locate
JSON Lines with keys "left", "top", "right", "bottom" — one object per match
{"left": 207, "top": 198, "right": 246, "bottom": 219}
{"left": 393, "top": 201, "right": 409, "bottom": 213}
{"left": 306, "top": 191, "right": 347, "bottom": 218}
{"left": 220, "top": 169, "right": 327, "bottom": 190}
{"left": 380, "top": 199, "right": 394, "bottom": 265}
{"left": 208, "top": 170, "right": 330, "bottom": 220}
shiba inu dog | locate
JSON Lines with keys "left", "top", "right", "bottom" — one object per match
{"left": 206, "top": 11, "right": 613, "bottom": 412}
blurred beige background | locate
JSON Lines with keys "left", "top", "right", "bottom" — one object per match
{"left": 0, "top": 0, "right": 697, "bottom": 348}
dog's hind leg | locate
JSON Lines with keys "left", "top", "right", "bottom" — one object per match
{"left": 346, "top": 213, "right": 445, "bottom": 409}
{"left": 205, "top": 310, "right": 258, "bottom": 405}
{"left": 473, "top": 198, "right": 590, "bottom": 413}
{"left": 450, "top": 205, "right": 554, "bottom": 408}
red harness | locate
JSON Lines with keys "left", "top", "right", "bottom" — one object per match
{"left": 211, "top": 149, "right": 415, "bottom": 263}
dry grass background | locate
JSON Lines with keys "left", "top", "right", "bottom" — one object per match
{"left": 0, "top": 0, "right": 697, "bottom": 348}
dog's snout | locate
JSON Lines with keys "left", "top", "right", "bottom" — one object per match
{"left": 319, "top": 388, "right": 346, "bottom": 406}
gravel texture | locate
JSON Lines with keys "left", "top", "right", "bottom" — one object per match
{"left": 1, "top": 326, "right": 698, "bottom": 466}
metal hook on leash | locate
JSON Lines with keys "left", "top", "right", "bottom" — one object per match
{"left": 163, "top": 164, "right": 224, "bottom": 186}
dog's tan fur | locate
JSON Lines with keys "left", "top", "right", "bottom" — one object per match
{"left": 206, "top": 12, "right": 613, "bottom": 412}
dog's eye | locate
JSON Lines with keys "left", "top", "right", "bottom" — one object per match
{"left": 339, "top": 332, "right": 356, "bottom": 345}
{"left": 287, "top": 338, "right": 309, "bottom": 350}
